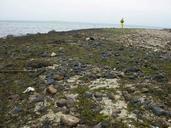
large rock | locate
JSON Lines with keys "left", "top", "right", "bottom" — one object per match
{"left": 61, "top": 114, "right": 80, "bottom": 126}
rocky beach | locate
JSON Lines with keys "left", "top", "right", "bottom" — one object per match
{"left": 0, "top": 28, "right": 171, "bottom": 128}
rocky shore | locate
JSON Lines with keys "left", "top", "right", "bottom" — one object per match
{"left": 0, "top": 28, "right": 171, "bottom": 128}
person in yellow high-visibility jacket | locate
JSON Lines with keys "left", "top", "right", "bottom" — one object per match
{"left": 120, "top": 18, "right": 124, "bottom": 33}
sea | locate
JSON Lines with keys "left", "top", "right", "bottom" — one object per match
{"left": 0, "top": 21, "right": 162, "bottom": 38}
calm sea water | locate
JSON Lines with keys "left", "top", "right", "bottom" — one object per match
{"left": 0, "top": 21, "right": 115, "bottom": 38}
{"left": 0, "top": 21, "right": 161, "bottom": 38}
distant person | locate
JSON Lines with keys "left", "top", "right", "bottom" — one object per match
{"left": 120, "top": 18, "right": 125, "bottom": 33}
{"left": 120, "top": 18, "right": 124, "bottom": 28}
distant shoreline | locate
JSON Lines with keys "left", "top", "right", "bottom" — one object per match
{"left": 0, "top": 27, "right": 166, "bottom": 39}
{"left": 0, "top": 21, "right": 167, "bottom": 38}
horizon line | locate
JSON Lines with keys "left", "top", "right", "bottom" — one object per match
{"left": 0, "top": 19, "right": 168, "bottom": 29}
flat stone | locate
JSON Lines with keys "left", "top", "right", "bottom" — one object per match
{"left": 61, "top": 114, "right": 80, "bottom": 126}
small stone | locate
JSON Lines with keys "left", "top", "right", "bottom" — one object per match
{"left": 152, "top": 73, "right": 168, "bottom": 82}
{"left": 51, "top": 52, "right": 57, "bottom": 57}
{"left": 86, "top": 37, "right": 95, "bottom": 41}
{"left": 126, "top": 87, "right": 136, "bottom": 93}
{"left": 56, "top": 99, "right": 67, "bottom": 107}
{"left": 122, "top": 91, "right": 131, "bottom": 101}
{"left": 11, "top": 106, "right": 22, "bottom": 114}
{"left": 23, "top": 87, "right": 35, "bottom": 93}
{"left": 34, "top": 102, "right": 46, "bottom": 113}
{"left": 107, "top": 93, "right": 115, "bottom": 100}
{"left": 112, "top": 110, "right": 121, "bottom": 118}
{"left": 125, "top": 67, "right": 141, "bottom": 73}
{"left": 54, "top": 75, "right": 64, "bottom": 81}
{"left": 29, "top": 93, "right": 44, "bottom": 103}
{"left": 84, "top": 91, "right": 93, "bottom": 98}
{"left": 94, "top": 92, "right": 103, "bottom": 98}
{"left": 61, "top": 114, "right": 80, "bottom": 126}
{"left": 141, "top": 88, "right": 149, "bottom": 93}
{"left": 47, "top": 85, "right": 57, "bottom": 94}
{"left": 93, "top": 121, "right": 110, "bottom": 128}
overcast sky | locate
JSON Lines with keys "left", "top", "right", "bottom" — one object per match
{"left": 0, "top": 0, "right": 171, "bottom": 27}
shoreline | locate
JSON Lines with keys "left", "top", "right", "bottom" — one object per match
{"left": 0, "top": 27, "right": 167, "bottom": 39}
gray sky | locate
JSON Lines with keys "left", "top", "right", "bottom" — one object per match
{"left": 1, "top": 0, "right": 171, "bottom": 27}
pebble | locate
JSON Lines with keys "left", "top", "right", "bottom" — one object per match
{"left": 46, "top": 85, "right": 57, "bottom": 94}
{"left": 29, "top": 93, "right": 44, "bottom": 103}
{"left": 51, "top": 52, "right": 57, "bottom": 57}
{"left": 56, "top": 99, "right": 67, "bottom": 107}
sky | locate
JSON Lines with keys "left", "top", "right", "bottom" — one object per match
{"left": 0, "top": 0, "right": 171, "bottom": 28}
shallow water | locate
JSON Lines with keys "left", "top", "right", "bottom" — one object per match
{"left": 0, "top": 21, "right": 114, "bottom": 37}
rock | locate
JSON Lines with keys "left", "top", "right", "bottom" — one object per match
{"left": 26, "top": 60, "right": 52, "bottom": 69}
{"left": 61, "top": 114, "right": 80, "bottom": 126}
{"left": 56, "top": 106, "right": 70, "bottom": 114}
{"left": 84, "top": 91, "right": 93, "bottom": 98}
{"left": 41, "top": 119, "right": 52, "bottom": 128}
{"left": 34, "top": 102, "right": 46, "bottom": 113}
{"left": 23, "top": 87, "right": 35, "bottom": 93}
{"left": 86, "top": 37, "right": 95, "bottom": 41}
{"left": 124, "top": 67, "right": 141, "bottom": 73}
{"left": 101, "top": 52, "right": 111, "bottom": 59}
{"left": 8, "top": 94, "right": 20, "bottom": 101}
{"left": 152, "top": 73, "right": 168, "bottom": 82}
{"left": 93, "top": 121, "right": 110, "bottom": 128}
{"left": 11, "top": 106, "right": 22, "bottom": 114}
{"left": 126, "top": 86, "right": 136, "bottom": 93}
{"left": 46, "top": 73, "right": 55, "bottom": 85}
{"left": 39, "top": 109, "right": 63, "bottom": 124}
{"left": 122, "top": 91, "right": 131, "bottom": 101}
{"left": 47, "top": 85, "right": 57, "bottom": 95}
{"left": 53, "top": 74, "right": 65, "bottom": 81}
{"left": 51, "top": 52, "right": 57, "bottom": 57}
{"left": 114, "top": 53, "right": 120, "bottom": 56}
{"left": 56, "top": 99, "right": 67, "bottom": 107}
{"left": 29, "top": 93, "right": 44, "bottom": 103}
{"left": 141, "top": 88, "right": 149, "bottom": 93}
{"left": 107, "top": 93, "right": 115, "bottom": 100}
{"left": 47, "top": 77, "right": 55, "bottom": 85}
{"left": 94, "top": 92, "right": 103, "bottom": 98}
{"left": 76, "top": 124, "right": 88, "bottom": 128}
{"left": 48, "top": 30, "right": 56, "bottom": 34}
{"left": 112, "top": 110, "right": 121, "bottom": 118}
{"left": 150, "top": 105, "right": 171, "bottom": 117}
{"left": 40, "top": 51, "right": 49, "bottom": 57}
